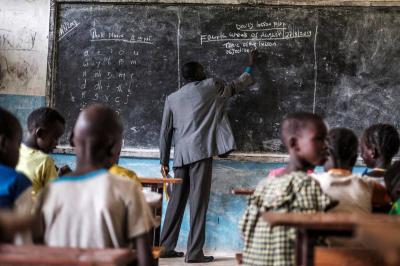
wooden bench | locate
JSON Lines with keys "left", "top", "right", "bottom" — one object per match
{"left": 230, "top": 188, "right": 254, "bottom": 196}
{"left": 357, "top": 223, "right": 400, "bottom": 266}
{"left": 236, "top": 248, "right": 386, "bottom": 266}
{"left": 314, "top": 247, "right": 385, "bottom": 266}
{"left": 0, "top": 244, "right": 136, "bottom": 266}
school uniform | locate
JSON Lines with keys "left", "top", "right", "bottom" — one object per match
{"left": 313, "top": 171, "right": 373, "bottom": 214}
{"left": 16, "top": 144, "right": 57, "bottom": 194}
{"left": 240, "top": 171, "right": 333, "bottom": 266}
{"left": 0, "top": 164, "right": 31, "bottom": 209}
{"left": 34, "top": 169, "right": 155, "bottom": 248}
{"left": 159, "top": 71, "right": 253, "bottom": 260}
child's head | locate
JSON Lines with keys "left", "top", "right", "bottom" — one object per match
{"left": 384, "top": 161, "right": 400, "bottom": 201}
{"left": 0, "top": 107, "right": 22, "bottom": 168}
{"left": 324, "top": 128, "right": 358, "bottom": 172}
{"left": 361, "top": 124, "right": 400, "bottom": 168}
{"left": 280, "top": 112, "right": 328, "bottom": 169}
{"left": 27, "top": 107, "right": 65, "bottom": 154}
{"left": 72, "top": 104, "right": 123, "bottom": 169}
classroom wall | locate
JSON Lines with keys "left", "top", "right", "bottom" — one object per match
{"left": 0, "top": 0, "right": 389, "bottom": 254}
{"left": 0, "top": 0, "right": 50, "bottom": 129}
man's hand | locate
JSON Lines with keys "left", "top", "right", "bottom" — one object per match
{"left": 248, "top": 50, "right": 259, "bottom": 66}
{"left": 161, "top": 164, "right": 170, "bottom": 178}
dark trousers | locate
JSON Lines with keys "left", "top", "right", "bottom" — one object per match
{"left": 160, "top": 158, "right": 213, "bottom": 261}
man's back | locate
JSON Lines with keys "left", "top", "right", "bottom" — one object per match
{"left": 37, "top": 170, "right": 155, "bottom": 248}
{"left": 161, "top": 73, "right": 252, "bottom": 167}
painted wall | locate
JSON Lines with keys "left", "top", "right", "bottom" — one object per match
{"left": 52, "top": 154, "right": 367, "bottom": 254}
{"left": 0, "top": 0, "right": 49, "bottom": 128}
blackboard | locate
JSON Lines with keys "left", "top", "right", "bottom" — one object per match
{"left": 49, "top": 3, "right": 400, "bottom": 153}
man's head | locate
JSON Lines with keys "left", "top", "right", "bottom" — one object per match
{"left": 360, "top": 124, "right": 400, "bottom": 168}
{"left": 27, "top": 107, "right": 65, "bottom": 154}
{"left": 324, "top": 128, "right": 358, "bottom": 172}
{"left": 0, "top": 107, "right": 22, "bottom": 168}
{"left": 72, "top": 104, "right": 123, "bottom": 169}
{"left": 182, "top": 62, "right": 206, "bottom": 82}
{"left": 281, "top": 112, "right": 328, "bottom": 168}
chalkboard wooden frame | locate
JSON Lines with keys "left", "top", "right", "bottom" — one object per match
{"left": 46, "top": 0, "right": 400, "bottom": 160}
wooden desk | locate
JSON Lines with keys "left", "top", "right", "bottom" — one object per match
{"left": 263, "top": 213, "right": 400, "bottom": 266}
{"left": 357, "top": 223, "right": 400, "bottom": 266}
{"left": 139, "top": 177, "right": 182, "bottom": 247}
{"left": 0, "top": 244, "right": 136, "bottom": 266}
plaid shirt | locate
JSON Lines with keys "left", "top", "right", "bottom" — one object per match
{"left": 239, "top": 171, "right": 333, "bottom": 266}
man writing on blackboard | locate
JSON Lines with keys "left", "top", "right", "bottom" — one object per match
{"left": 159, "top": 51, "right": 257, "bottom": 263}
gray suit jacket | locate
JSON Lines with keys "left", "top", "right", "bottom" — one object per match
{"left": 160, "top": 72, "right": 253, "bottom": 167}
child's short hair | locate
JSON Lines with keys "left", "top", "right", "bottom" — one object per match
{"left": 362, "top": 124, "right": 400, "bottom": 160}
{"left": 384, "top": 160, "right": 400, "bottom": 200}
{"left": 27, "top": 107, "right": 65, "bottom": 132}
{"left": 280, "top": 112, "right": 324, "bottom": 145}
{"left": 328, "top": 128, "right": 358, "bottom": 166}
{"left": 0, "top": 107, "right": 21, "bottom": 138}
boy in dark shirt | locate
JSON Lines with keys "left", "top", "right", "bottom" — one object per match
{"left": 0, "top": 107, "right": 31, "bottom": 209}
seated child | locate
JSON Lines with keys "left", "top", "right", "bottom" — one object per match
{"left": 360, "top": 124, "right": 400, "bottom": 186}
{"left": 33, "top": 105, "right": 155, "bottom": 266}
{"left": 240, "top": 112, "right": 335, "bottom": 266}
{"left": 0, "top": 108, "right": 31, "bottom": 209}
{"left": 16, "top": 107, "right": 69, "bottom": 195}
{"left": 313, "top": 128, "right": 373, "bottom": 214}
{"left": 384, "top": 161, "right": 400, "bottom": 215}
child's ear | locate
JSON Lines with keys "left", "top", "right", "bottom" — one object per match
{"left": 288, "top": 137, "right": 299, "bottom": 151}
{"left": 35, "top": 128, "right": 45, "bottom": 138}
{"left": 0, "top": 134, "right": 6, "bottom": 153}
{"left": 371, "top": 145, "right": 379, "bottom": 159}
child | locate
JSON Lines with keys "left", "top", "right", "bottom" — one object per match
{"left": 313, "top": 128, "right": 373, "bottom": 214}
{"left": 240, "top": 112, "right": 335, "bottom": 266}
{"left": 360, "top": 124, "right": 400, "bottom": 185}
{"left": 16, "top": 107, "right": 69, "bottom": 194}
{"left": 33, "top": 105, "right": 155, "bottom": 266}
{"left": 0, "top": 107, "right": 31, "bottom": 209}
{"left": 384, "top": 161, "right": 400, "bottom": 214}
{"left": 108, "top": 138, "right": 162, "bottom": 205}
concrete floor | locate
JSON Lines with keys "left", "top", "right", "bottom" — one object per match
{"left": 159, "top": 256, "right": 236, "bottom": 266}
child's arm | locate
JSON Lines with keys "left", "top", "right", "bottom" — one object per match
{"left": 133, "top": 233, "right": 155, "bottom": 266}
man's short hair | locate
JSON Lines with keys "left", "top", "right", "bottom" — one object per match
{"left": 27, "top": 107, "right": 65, "bottom": 132}
{"left": 0, "top": 107, "right": 21, "bottom": 138}
{"left": 182, "top": 61, "right": 202, "bottom": 81}
{"left": 280, "top": 112, "right": 325, "bottom": 145}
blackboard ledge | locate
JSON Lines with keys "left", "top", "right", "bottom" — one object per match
{"left": 53, "top": 146, "right": 371, "bottom": 164}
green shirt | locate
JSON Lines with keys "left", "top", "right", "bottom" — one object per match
{"left": 239, "top": 171, "right": 334, "bottom": 266}
{"left": 389, "top": 199, "right": 400, "bottom": 215}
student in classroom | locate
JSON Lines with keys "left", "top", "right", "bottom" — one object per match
{"left": 384, "top": 161, "right": 400, "bottom": 215}
{"left": 240, "top": 112, "right": 336, "bottom": 266}
{"left": 312, "top": 127, "right": 389, "bottom": 217}
{"left": 16, "top": 107, "right": 70, "bottom": 195}
{"left": 360, "top": 123, "right": 400, "bottom": 186}
{"left": 32, "top": 104, "right": 156, "bottom": 266}
{"left": 0, "top": 107, "right": 31, "bottom": 209}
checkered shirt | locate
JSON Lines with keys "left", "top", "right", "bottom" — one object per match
{"left": 239, "top": 171, "right": 333, "bottom": 266}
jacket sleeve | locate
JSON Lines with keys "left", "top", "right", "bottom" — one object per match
{"left": 159, "top": 97, "right": 174, "bottom": 165}
{"left": 216, "top": 72, "right": 254, "bottom": 98}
